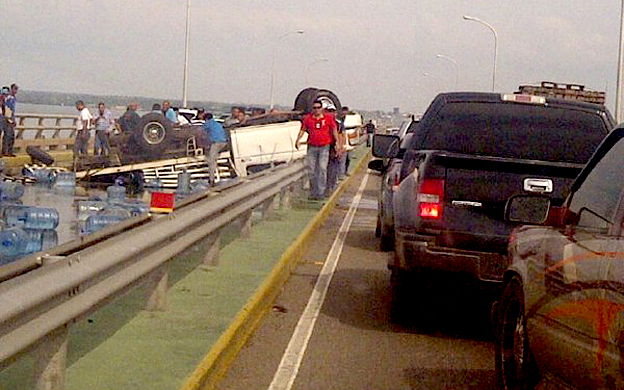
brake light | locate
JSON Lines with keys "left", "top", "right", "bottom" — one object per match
{"left": 418, "top": 179, "right": 444, "bottom": 219}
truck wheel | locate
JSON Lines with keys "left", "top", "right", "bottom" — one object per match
{"left": 375, "top": 215, "right": 381, "bottom": 237}
{"left": 390, "top": 268, "right": 410, "bottom": 324}
{"left": 132, "top": 113, "right": 173, "bottom": 156}
{"left": 293, "top": 88, "right": 343, "bottom": 118}
{"left": 379, "top": 221, "right": 394, "bottom": 251}
{"left": 26, "top": 146, "right": 55, "bottom": 165}
{"left": 495, "top": 276, "right": 539, "bottom": 390}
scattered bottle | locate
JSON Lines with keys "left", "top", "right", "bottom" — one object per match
{"left": 0, "top": 182, "right": 25, "bottom": 200}
{"left": 3, "top": 205, "right": 60, "bottom": 230}
{"left": 144, "top": 177, "right": 164, "bottom": 188}
{"left": 177, "top": 171, "right": 191, "bottom": 194}
{"left": 30, "top": 169, "right": 55, "bottom": 185}
{"left": 0, "top": 227, "right": 28, "bottom": 256}
{"left": 84, "top": 214, "right": 129, "bottom": 233}
{"left": 23, "top": 229, "right": 58, "bottom": 254}
{"left": 107, "top": 184, "right": 126, "bottom": 204}
{"left": 76, "top": 201, "right": 108, "bottom": 221}
{"left": 54, "top": 171, "right": 76, "bottom": 187}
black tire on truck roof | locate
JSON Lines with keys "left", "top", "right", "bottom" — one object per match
{"left": 26, "top": 145, "right": 55, "bottom": 165}
{"left": 293, "top": 87, "right": 319, "bottom": 113}
{"left": 132, "top": 113, "right": 173, "bottom": 157}
{"left": 294, "top": 87, "right": 343, "bottom": 119}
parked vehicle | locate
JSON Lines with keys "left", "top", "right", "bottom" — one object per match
{"left": 494, "top": 126, "right": 624, "bottom": 390}
{"left": 369, "top": 119, "right": 419, "bottom": 250}
{"left": 373, "top": 92, "right": 614, "bottom": 322}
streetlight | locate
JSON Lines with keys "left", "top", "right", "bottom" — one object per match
{"left": 463, "top": 15, "right": 498, "bottom": 92}
{"left": 269, "top": 30, "right": 305, "bottom": 109}
{"left": 305, "top": 58, "right": 329, "bottom": 85}
{"left": 435, "top": 54, "right": 459, "bottom": 90}
{"left": 616, "top": 0, "right": 624, "bottom": 122}
{"left": 182, "top": 0, "right": 191, "bottom": 107}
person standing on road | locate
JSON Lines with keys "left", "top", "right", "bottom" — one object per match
{"left": 0, "top": 87, "right": 10, "bottom": 157}
{"left": 324, "top": 106, "right": 346, "bottom": 197}
{"left": 201, "top": 112, "right": 229, "bottom": 185}
{"left": 162, "top": 101, "right": 178, "bottom": 124}
{"left": 93, "top": 102, "right": 114, "bottom": 156}
{"left": 119, "top": 102, "right": 140, "bottom": 133}
{"left": 295, "top": 100, "right": 339, "bottom": 200}
{"left": 341, "top": 106, "right": 352, "bottom": 176}
{"left": 74, "top": 100, "right": 93, "bottom": 157}
{"left": 2, "top": 84, "right": 18, "bottom": 157}
{"left": 365, "top": 119, "right": 376, "bottom": 147}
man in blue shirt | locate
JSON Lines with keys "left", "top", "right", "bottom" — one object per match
{"left": 162, "top": 101, "right": 178, "bottom": 124}
{"left": 201, "top": 112, "right": 228, "bottom": 185}
{"left": 2, "top": 84, "right": 18, "bottom": 156}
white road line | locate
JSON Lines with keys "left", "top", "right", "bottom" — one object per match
{"left": 267, "top": 172, "right": 371, "bottom": 390}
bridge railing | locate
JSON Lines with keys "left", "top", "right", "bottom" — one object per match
{"left": 0, "top": 161, "right": 306, "bottom": 389}
{"left": 13, "top": 114, "right": 77, "bottom": 153}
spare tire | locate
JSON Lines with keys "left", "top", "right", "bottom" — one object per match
{"left": 293, "top": 87, "right": 343, "bottom": 119}
{"left": 26, "top": 146, "right": 55, "bottom": 165}
{"left": 132, "top": 113, "right": 173, "bottom": 157}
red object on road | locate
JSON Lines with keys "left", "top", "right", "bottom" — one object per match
{"left": 150, "top": 192, "right": 175, "bottom": 213}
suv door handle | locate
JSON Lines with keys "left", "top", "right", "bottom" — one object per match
{"left": 523, "top": 178, "right": 553, "bottom": 193}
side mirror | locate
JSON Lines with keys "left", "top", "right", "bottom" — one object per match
{"left": 372, "top": 134, "right": 400, "bottom": 158}
{"left": 506, "top": 195, "right": 551, "bottom": 225}
{"left": 367, "top": 159, "right": 385, "bottom": 172}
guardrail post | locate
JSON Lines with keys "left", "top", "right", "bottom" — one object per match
{"left": 240, "top": 210, "right": 253, "bottom": 239}
{"left": 203, "top": 232, "right": 221, "bottom": 267}
{"left": 34, "top": 325, "right": 69, "bottom": 390}
{"left": 280, "top": 185, "right": 293, "bottom": 210}
{"left": 145, "top": 265, "right": 168, "bottom": 311}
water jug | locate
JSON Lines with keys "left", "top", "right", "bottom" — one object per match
{"left": 23, "top": 229, "right": 58, "bottom": 254}
{"left": 107, "top": 185, "right": 126, "bottom": 203}
{"left": 30, "top": 168, "right": 55, "bottom": 185}
{"left": 0, "top": 227, "right": 28, "bottom": 256}
{"left": 54, "top": 171, "right": 76, "bottom": 187}
{"left": 84, "top": 214, "right": 128, "bottom": 233}
{"left": 177, "top": 171, "right": 191, "bottom": 194}
{"left": 118, "top": 201, "right": 150, "bottom": 216}
{"left": 3, "top": 205, "right": 60, "bottom": 229}
{"left": 145, "top": 177, "right": 164, "bottom": 188}
{"left": 76, "top": 201, "right": 108, "bottom": 221}
{"left": 0, "top": 182, "right": 25, "bottom": 200}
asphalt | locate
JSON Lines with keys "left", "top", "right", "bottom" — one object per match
{"left": 0, "top": 145, "right": 369, "bottom": 390}
{"left": 216, "top": 160, "right": 496, "bottom": 389}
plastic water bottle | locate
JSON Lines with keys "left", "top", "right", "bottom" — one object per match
{"left": 177, "top": 171, "right": 191, "bottom": 194}
{"left": 0, "top": 182, "right": 25, "bottom": 200}
{"left": 84, "top": 214, "right": 128, "bottom": 233}
{"left": 31, "top": 169, "right": 55, "bottom": 185}
{"left": 54, "top": 171, "right": 76, "bottom": 187}
{"left": 76, "top": 201, "right": 108, "bottom": 221}
{"left": 0, "top": 227, "right": 28, "bottom": 256}
{"left": 191, "top": 179, "right": 211, "bottom": 192}
{"left": 3, "top": 205, "right": 60, "bottom": 230}
{"left": 107, "top": 185, "right": 126, "bottom": 204}
{"left": 144, "top": 177, "right": 164, "bottom": 188}
{"left": 23, "top": 229, "right": 58, "bottom": 254}
{"left": 117, "top": 201, "right": 150, "bottom": 217}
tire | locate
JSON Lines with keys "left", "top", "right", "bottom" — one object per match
{"left": 496, "top": 276, "right": 539, "bottom": 390}
{"left": 389, "top": 268, "right": 409, "bottom": 324}
{"left": 132, "top": 113, "right": 173, "bottom": 156}
{"left": 26, "top": 146, "right": 54, "bottom": 165}
{"left": 375, "top": 215, "right": 381, "bottom": 237}
{"left": 379, "top": 220, "right": 394, "bottom": 251}
{"left": 293, "top": 87, "right": 319, "bottom": 113}
{"left": 293, "top": 87, "right": 343, "bottom": 118}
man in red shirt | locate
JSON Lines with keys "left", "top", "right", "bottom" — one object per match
{"left": 295, "top": 100, "right": 340, "bottom": 200}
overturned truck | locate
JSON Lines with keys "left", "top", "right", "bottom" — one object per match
{"left": 75, "top": 87, "right": 348, "bottom": 187}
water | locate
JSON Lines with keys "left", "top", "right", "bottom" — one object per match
{"left": 107, "top": 185, "right": 126, "bottom": 203}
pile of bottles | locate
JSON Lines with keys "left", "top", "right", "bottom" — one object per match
{"left": 77, "top": 184, "right": 150, "bottom": 234}
{"left": 0, "top": 181, "right": 60, "bottom": 258}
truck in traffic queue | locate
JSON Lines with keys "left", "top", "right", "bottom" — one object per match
{"left": 372, "top": 91, "right": 615, "bottom": 323}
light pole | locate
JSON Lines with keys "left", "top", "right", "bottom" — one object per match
{"left": 463, "top": 15, "right": 498, "bottom": 92}
{"left": 305, "top": 58, "right": 329, "bottom": 85}
{"left": 269, "top": 30, "right": 305, "bottom": 110}
{"left": 435, "top": 54, "right": 459, "bottom": 89}
{"left": 616, "top": 0, "right": 624, "bottom": 122}
{"left": 182, "top": 0, "right": 191, "bottom": 107}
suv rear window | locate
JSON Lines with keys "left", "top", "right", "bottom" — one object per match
{"left": 419, "top": 102, "right": 607, "bottom": 164}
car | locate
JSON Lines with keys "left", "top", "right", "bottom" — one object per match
{"left": 494, "top": 126, "right": 624, "bottom": 389}
{"left": 369, "top": 119, "right": 419, "bottom": 250}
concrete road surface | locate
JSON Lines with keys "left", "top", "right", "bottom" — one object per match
{"left": 217, "top": 165, "right": 496, "bottom": 390}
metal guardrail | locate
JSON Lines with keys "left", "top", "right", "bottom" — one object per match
{"left": 0, "top": 160, "right": 306, "bottom": 389}
{"left": 13, "top": 114, "right": 78, "bottom": 153}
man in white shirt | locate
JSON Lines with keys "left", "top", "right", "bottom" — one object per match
{"left": 75, "top": 100, "right": 93, "bottom": 156}
{"left": 93, "top": 102, "right": 115, "bottom": 156}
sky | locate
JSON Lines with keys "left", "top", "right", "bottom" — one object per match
{"left": 2, "top": 0, "right": 622, "bottom": 114}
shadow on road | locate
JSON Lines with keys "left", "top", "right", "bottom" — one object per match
{"left": 320, "top": 267, "right": 495, "bottom": 342}
{"left": 404, "top": 367, "right": 496, "bottom": 389}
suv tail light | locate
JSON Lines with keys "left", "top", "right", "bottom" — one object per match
{"left": 418, "top": 179, "right": 444, "bottom": 219}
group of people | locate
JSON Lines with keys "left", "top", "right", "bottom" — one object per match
{"left": 295, "top": 102, "right": 351, "bottom": 200}
{"left": 0, "top": 84, "right": 19, "bottom": 157}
